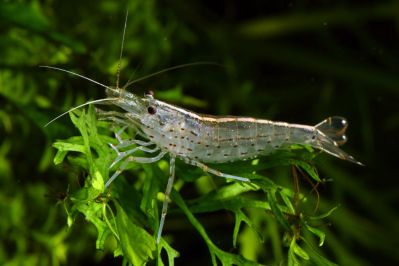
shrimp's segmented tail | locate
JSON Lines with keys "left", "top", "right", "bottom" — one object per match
{"left": 315, "top": 116, "right": 363, "bottom": 165}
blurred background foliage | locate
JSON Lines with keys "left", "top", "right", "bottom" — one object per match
{"left": 0, "top": 0, "right": 398, "bottom": 265}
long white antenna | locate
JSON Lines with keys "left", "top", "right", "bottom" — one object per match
{"left": 41, "top": 10, "right": 131, "bottom": 128}
{"left": 39, "top": 66, "right": 108, "bottom": 89}
{"left": 44, "top": 98, "right": 118, "bottom": 127}
{"left": 116, "top": 9, "right": 129, "bottom": 89}
{"left": 123, "top": 61, "right": 223, "bottom": 89}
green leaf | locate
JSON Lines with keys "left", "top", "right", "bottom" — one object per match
{"left": 294, "top": 160, "right": 321, "bottom": 182}
{"left": 115, "top": 202, "right": 156, "bottom": 265}
{"left": 53, "top": 150, "right": 68, "bottom": 165}
{"left": 140, "top": 164, "right": 162, "bottom": 231}
{"left": 290, "top": 239, "right": 309, "bottom": 260}
{"left": 233, "top": 209, "right": 251, "bottom": 247}
{"left": 92, "top": 170, "right": 104, "bottom": 191}
{"left": 157, "top": 238, "right": 180, "bottom": 266}
{"left": 71, "top": 197, "right": 109, "bottom": 250}
{"left": 267, "top": 189, "right": 291, "bottom": 231}
{"left": 250, "top": 174, "right": 278, "bottom": 190}
{"left": 279, "top": 190, "right": 296, "bottom": 215}
{"left": 95, "top": 222, "right": 112, "bottom": 250}
{"left": 71, "top": 186, "right": 102, "bottom": 203}
{"left": 302, "top": 238, "right": 339, "bottom": 266}
{"left": 309, "top": 206, "right": 339, "bottom": 220}
{"left": 288, "top": 248, "right": 300, "bottom": 266}
{"left": 305, "top": 224, "right": 326, "bottom": 247}
{"left": 53, "top": 141, "right": 86, "bottom": 154}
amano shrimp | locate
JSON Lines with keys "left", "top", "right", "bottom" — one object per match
{"left": 43, "top": 68, "right": 363, "bottom": 242}
{"left": 42, "top": 13, "right": 362, "bottom": 244}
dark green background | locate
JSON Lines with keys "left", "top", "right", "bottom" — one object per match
{"left": 1, "top": 0, "right": 398, "bottom": 265}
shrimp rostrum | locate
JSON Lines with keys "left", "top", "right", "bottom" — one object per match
{"left": 42, "top": 64, "right": 362, "bottom": 243}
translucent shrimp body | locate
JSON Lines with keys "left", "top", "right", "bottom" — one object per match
{"left": 107, "top": 86, "right": 362, "bottom": 166}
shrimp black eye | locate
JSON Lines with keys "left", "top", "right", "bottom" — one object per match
{"left": 147, "top": 106, "right": 156, "bottom": 115}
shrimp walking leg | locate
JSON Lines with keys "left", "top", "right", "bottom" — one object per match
{"left": 114, "top": 125, "right": 128, "bottom": 143}
{"left": 96, "top": 110, "right": 127, "bottom": 120}
{"left": 98, "top": 115, "right": 132, "bottom": 128}
{"left": 114, "top": 139, "right": 154, "bottom": 149}
{"left": 97, "top": 110, "right": 141, "bottom": 132}
{"left": 105, "top": 150, "right": 167, "bottom": 188}
{"left": 109, "top": 145, "right": 160, "bottom": 168}
{"left": 157, "top": 155, "right": 176, "bottom": 244}
{"left": 187, "top": 159, "right": 250, "bottom": 182}
{"left": 111, "top": 127, "right": 154, "bottom": 149}
{"left": 96, "top": 110, "right": 129, "bottom": 125}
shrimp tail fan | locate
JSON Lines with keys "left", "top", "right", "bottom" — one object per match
{"left": 315, "top": 116, "right": 363, "bottom": 165}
